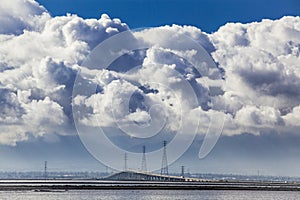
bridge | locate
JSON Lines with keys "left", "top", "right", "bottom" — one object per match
{"left": 106, "top": 170, "right": 201, "bottom": 182}
{"left": 105, "top": 141, "right": 203, "bottom": 182}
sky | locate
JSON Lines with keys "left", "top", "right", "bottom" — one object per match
{"left": 36, "top": 0, "right": 300, "bottom": 32}
{"left": 0, "top": 0, "right": 300, "bottom": 176}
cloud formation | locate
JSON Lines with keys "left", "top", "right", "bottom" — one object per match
{"left": 0, "top": 0, "right": 128, "bottom": 145}
{"left": 210, "top": 17, "right": 300, "bottom": 134}
{"left": 0, "top": 0, "right": 300, "bottom": 146}
{"left": 0, "top": 0, "right": 49, "bottom": 35}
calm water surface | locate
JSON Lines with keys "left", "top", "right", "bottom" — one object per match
{"left": 0, "top": 190, "right": 300, "bottom": 200}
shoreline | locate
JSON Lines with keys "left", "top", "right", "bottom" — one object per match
{"left": 0, "top": 180, "right": 300, "bottom": 191}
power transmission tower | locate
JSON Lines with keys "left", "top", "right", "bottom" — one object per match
{"left": 161, "top": 141, "right": 168, "bottom": 175}
{"left": 181, "top": 166, "right": 185, "bottom": 178}
{"left": 124, "top": 153, "right": 128, "bottom": 171}
{"left": 141, "top": 145, "right": 147, "bottom": 172}
{"left": 44, "top": 161, "right": 47, "bottom": 180}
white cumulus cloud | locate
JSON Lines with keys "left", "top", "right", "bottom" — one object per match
{"left": 0, "top": 0, "right": 300, "bottom": 145}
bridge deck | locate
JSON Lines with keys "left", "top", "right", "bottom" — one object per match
{"left": 105, "top": 170, "right": 201, "bottom": 182}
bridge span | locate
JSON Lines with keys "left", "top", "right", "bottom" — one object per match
{"left": 106, "top": 170, "right": 201, "bottom": 182}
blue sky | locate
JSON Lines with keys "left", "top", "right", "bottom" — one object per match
{"left": 36, "top": 0, "right": 300, "bottom": 32}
